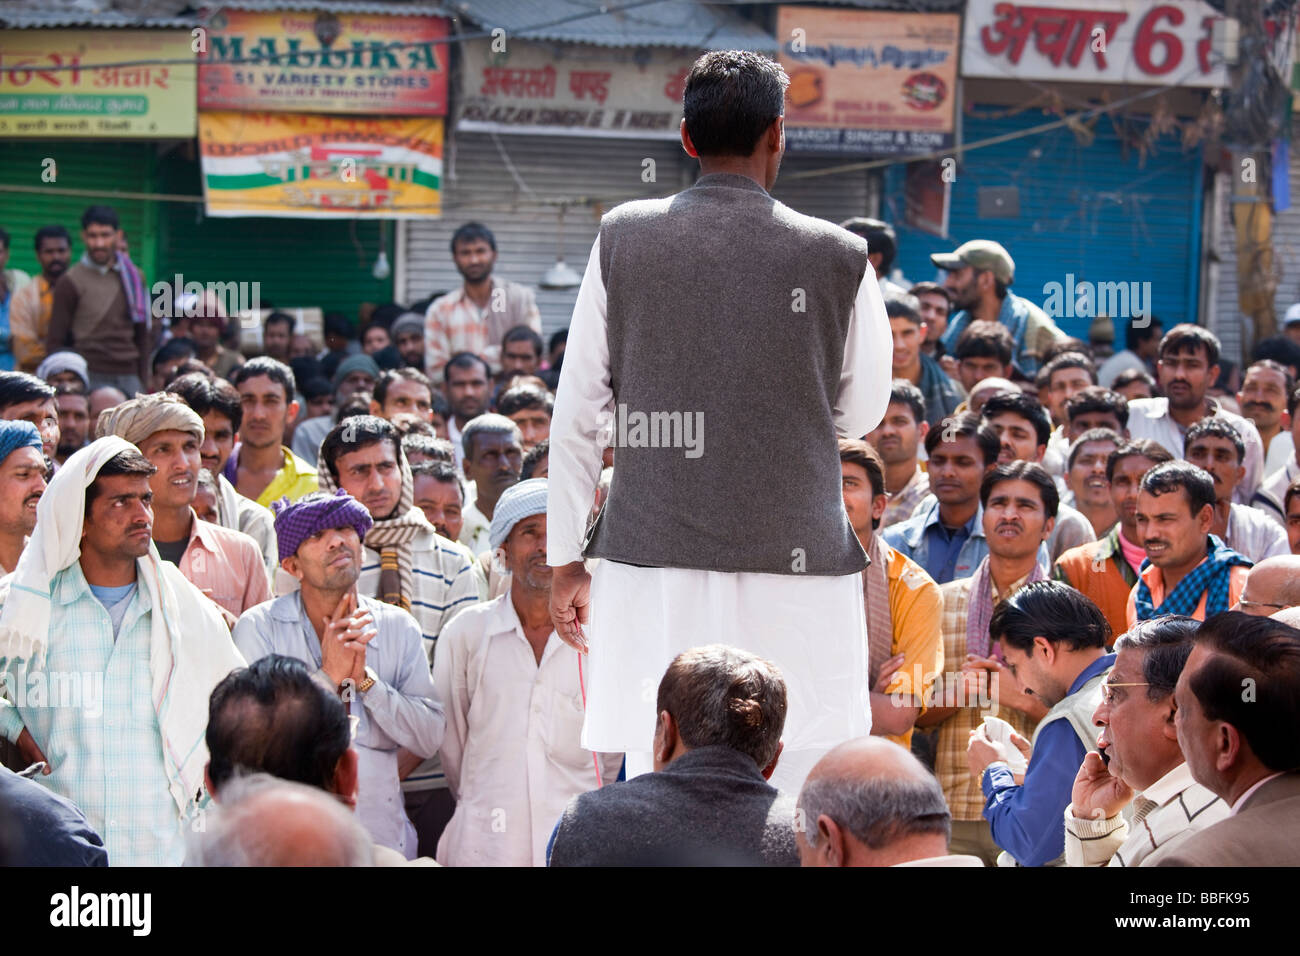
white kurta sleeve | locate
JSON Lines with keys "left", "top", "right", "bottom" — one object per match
{"left": 835, "top": 269, "right": 894, "bottom": 439}
{"left": 547, "top": 236, "right": 613, "bottom": 567}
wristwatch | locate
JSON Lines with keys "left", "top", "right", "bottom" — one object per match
{"left": 357, "top": 667, "right": 378, "bottom": 694}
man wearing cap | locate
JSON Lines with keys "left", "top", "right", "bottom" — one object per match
{"left": 934, "top": 240, "right": 1067, "bottom": 378}
{"left": 36, "top": 351, "right": 90, "bottom": 393}
{"left": 0, "top": 437, "right": 242, "bottom": 865}
{"left": 1283, "top": 303, "right": 1300, "bottom": 349}
{"left": 391, "top": 312, "right": 426, "bottom": 372}
{"left": 434, "top": 478, "right": 622, "bottom": 866}
{"left": 97, "top": 392, "right": 270, "bottom": 621}
{"left": 232, "top": 490, "right": 444, "bottom": 859}
{"left": 0, "top": 420, "right": 46, "bottom": 574}
{"left": 289, "top": 355, "right": 381, "bottom": 468}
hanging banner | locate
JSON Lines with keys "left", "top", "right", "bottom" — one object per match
{"left": 457, "top": 37, "right": 695, "bottom": 139}
{"left": 777, "top": 6, "right": 959, "bottom": 156}
{"left": 961, "top": 0, "right": 1231, "bottom": 87}
{"left": 198, "top": 8, "right": 447, "bottom": 115}
{"left": 0, "top": 30, "right": 196, "bottom": 138}
{"left": 199, "top": 111, "right": 442, "bottom": 218}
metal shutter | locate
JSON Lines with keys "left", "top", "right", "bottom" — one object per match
{"left": 882, "top": 105, "right": 1204, "bottom": 342}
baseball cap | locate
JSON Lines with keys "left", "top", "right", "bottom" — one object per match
{"left": 1284, "top": 303, "right": 1300, "bottom": 327}
{"left": 931, "top": 240, "right": 1015, "bottom": 285}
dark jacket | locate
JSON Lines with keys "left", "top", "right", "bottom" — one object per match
{"left": 0, "top": 766, "right": 109, "bottom": 866}
{"left": 547, "top": 745, "right": 799, "bottom": 867}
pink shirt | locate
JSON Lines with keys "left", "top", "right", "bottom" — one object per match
{"left": 177, "top": 512, "right": 272, "bottom": 621}
{"left": 1117, "top": 530, "right": 1146, "bottom": 577}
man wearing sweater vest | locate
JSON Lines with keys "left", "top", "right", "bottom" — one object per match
{"left": 547, "top": 51, "right": 893, "bottom": 793}
{"left": 967, "top": 580, "right": 1114, "bottom": 866}
{"left": 46, "top": 206, "right": 150, "bottom": 396}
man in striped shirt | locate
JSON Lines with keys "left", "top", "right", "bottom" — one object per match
{"left": 317, "top": 414, "right": 482, "bottom": 855}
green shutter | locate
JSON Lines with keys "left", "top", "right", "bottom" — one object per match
{"left": 0, "top": 140, "right": 156, "bottom": 277}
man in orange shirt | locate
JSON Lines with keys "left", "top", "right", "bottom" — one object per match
{"left": 1126, "top": 461, "right": 1252, "bottom": 628}
{"left": 839, "top": 438, "right": 943, "bottom": 749}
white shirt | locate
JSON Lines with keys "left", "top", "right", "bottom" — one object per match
{"left": 1264, "top": 430, "right": 1295, "bottom": 481}
{"left": 1125, "top": 397, "right": 1265, "bottom": 504}
{"left": 1097, "top": 348, "right": 1148, "bottom": 388}
{"left": 1231, "top": 771, "right": 1285, "bottom": 815}
{"left": 546, "top": 233, "right": 892, "bottom": 786}
{"left": 1225, "top": 502, "right": 1289, "bottom": 562}
{"left": 432, "top": 593, "right": 622, "bottom": 867}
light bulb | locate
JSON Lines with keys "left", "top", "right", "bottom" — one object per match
{"left": 371, "top": 250, "right": 391, "bottom": 280}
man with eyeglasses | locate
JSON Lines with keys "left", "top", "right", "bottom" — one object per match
{"left": 1063, "top": 616, "right": 1228, "bottom": 866}
{"left": 965, "top": 579, "right": 1114, "bottom": 867}
{"left": 1231, "top": 554, "right": 1300, "bottom": 616}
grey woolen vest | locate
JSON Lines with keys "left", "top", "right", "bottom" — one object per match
{"left": 584, "top": 172, "right": 870, "bottom": 576}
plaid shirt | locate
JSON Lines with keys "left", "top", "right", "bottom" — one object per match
{"left": 880, "top": 466, "right": 930, "bottom": 529}
{"left": 424, "top": 279, "right": 540, "bottom": 383}
{"left": 935, "top": 572, "right": 1039, "bottom": 821}
{"left": 358, "top": 529, "right": 484, "bottom": 793}
{"left": 9, "top": 274, "right": 52, "bottom": 372}
{"left": 0, "top": 563, "right": 187, "bottom": 866}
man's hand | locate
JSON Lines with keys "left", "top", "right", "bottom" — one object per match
{"left": 16, "top": 728, "right": 50, "bottom": 775}
{"left": 872, "top": 654, "right": 906, "bottom": 694}
{"left": 964, "top": 654, "right": 1047, "bottom": 719}
{"left": 549, "top": 561, "right": 591, "bottom": 653}
{"left": 1069, "top": 750, "right": 1132, "bottom": 821}
{"left": 396, "top": 747, "right": 423, "bottom": 780}
{"left": 1008, "top": 730, "right": 1032, "bottom": 785}
{"left": 320, "top": 592, "right": 359, "bottom": 686}
{"left": 967, "top": 728, "right": 1014, "bottom": 779}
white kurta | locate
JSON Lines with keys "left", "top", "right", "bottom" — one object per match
{"left": 548, "top": 232, "right": 894, "bottom": 792}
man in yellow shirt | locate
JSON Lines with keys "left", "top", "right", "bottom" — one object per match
{"left": 840, "top": 439, "right": 943, "bottom": 749}
{"left": 227, "top": 357, "right": 317, "bottom": 507}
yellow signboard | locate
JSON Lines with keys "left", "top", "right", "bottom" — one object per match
{"left": 199, "top": 111, "right": 442, "bottom": 219}
{"left": 0, "top": 30, "right": 196, "bottom": 138}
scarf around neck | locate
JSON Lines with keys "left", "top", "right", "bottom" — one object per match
{"left": 966, "top": 555, "right": 1048, "bottom": 661}
{"left": 1134, "top": 535, "right": 1252, "bottom": 621}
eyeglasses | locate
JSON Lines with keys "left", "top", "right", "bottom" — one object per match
{"left": 1235, "top": 599, "right": 1287, "bottom": 612}
{"left": 1101, "top": 680, "right": 1149, "bottom": 705}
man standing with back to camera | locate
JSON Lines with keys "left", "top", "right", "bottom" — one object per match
{"left": 548, "top": 51, "right": 893, "bottom": 792}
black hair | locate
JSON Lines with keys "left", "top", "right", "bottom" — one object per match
{"left": 1064, "top": 386, "right": 1129, "bottom": 430}
{"left": 1105, "top": 438, "right": 1174, "bottom": 484}
{"left": 443, "top": 351, "right": 489, "bottom": 384}
{"left": 206, "top": 655, "right": 352, "bottom": 794}
{"left": 149, "top": 337, "right": 196, "bottom": 374}
{"left": 884, "top": 293, "right": 922, "bottom": 325}
{"left": 497, "top": 384, "right": 554, "bottom": 418}
{"left": 1125, "top": 315, "right": 1164, "bottom": 354}
{"left": 502, "top": 324, "right": 544, "bottom": 358}
{"left": 1111, "top": 367, "right": 1157, "bottom": 395}
{"left": 85, "top": 448, "right": 156, "bottom": 515}
{"left": 372, "top": 367, "right": 432, "bottom": 407}
{"left": 980, "top": 390, "right": 1052, "bottom": 447}
{"left": 403, "top": 433, "right": 455, "bottom": 464}
{"left": 430, "top": 391, "right": 450, "bottom": 421}
{"left": 450, "top": 222, "right": 496, "bottom": 254}
{"left": 1244, "top": 359, "right": 1296, "bottom": 412}
{"left": 0, "top": 371, "right": 55, "bottom": 411}
{"left": 1159, "top": 324, "right": 1221, "bottom": 368}
{"left": 323, "top": 312, "right": 354, "bottom": 341}
{"left": 1114, "top": 616, "right": 1199, "bottom": 702}
{"left": 80, "top": 205, "right": 120, "bottom": 230}
{"left": 1191, "top": 612, "right": 1300, "bottom": 772}
{"left": 1066, "top": 428, "right": 1121, "bottom": 471}
{"left": 231, "top": 356, "right": 296, "bottom": 403}
{"left": 166, "top": 372, "right": 243, "bottom": 433}
{"left": 413, "top": 459, "right": 464, "bottom": 503}
{"left": 924, "top": 412, "right": 1000, "bottom": 468}
{"left": 840, "top": 218, "right": 898, "bottom": 274}
{"left": 34, "top": 224, "right": 71, "bottom": 250}
{"left": 1251, "top": 338, "right": 1300, "bottom": 380}
{"left": 1185, "top": 417, "right": 1246, "bottom": 465}
{"left": 521, "top": 438, "right": 550, "bottom": 480}
{"left": 990, "top": 580, "right": 1111, "bottom": 653}
{"left": 319, "top": 414, "right": 401, "bottom": 483}
{"left": 0, "top": 227, "right": 7, "bottom": 251}
{"left": 300, "top": 376, "right": 334, "bottom": 403}
{"left": 682, "top": 50, "right": 788, "bottom": 158}
{"left": 548, "top": 328, "right": 568, "bottom": 354}
{"left": 1139, "top": 460, "right": 1216, "bottom": 517}
{"left": 264, "top": 311, "right": 294, "bottom": 334}
{"left": 979, "top": 460, "right": 1059, "bottom": 519}
{"left": 1038, "top": 351, "right": 1098, "bottom": 389}
{"left": 887, "top": 380, "right": 926, "bottom": 426}
{"left": 954, "top": 321, "right": 1014, "bottom": 365}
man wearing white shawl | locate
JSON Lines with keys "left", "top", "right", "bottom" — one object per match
{"left": 0, "top": 436, "right": 243, "bottom": 866}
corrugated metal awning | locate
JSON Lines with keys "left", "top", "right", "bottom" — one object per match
{"left": 452, "top": 0, "right": 777, "bottom": 51}
{"left": 209, "top": 1, "right": 453, "bottom": 15}
{"left": 0, "top": 8, "right": 197, "bottom": 29}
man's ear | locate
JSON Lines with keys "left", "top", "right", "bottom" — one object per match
{"left": 1160, "top": 697, "right": 1179, "bottom": 743}
{"left": 679, "top": 119, "right": 698, "bottom": 159}
{"left": 203, "top": 761, "right": 218, "bottom": 804}
{"left": 761, "top": 739, "right": 784, "bottom": 781}
{"left": 369, "top": 400, "right": 383, "bottom": 417}
{"left": 334, "top": 747, "right": 360, "bottom": 808}
{"left": 653, "top": 710, "right": 677, "bottom": 765}
{"left": 818, "top": 815, "right": 845, "bottom": 867}
{"left": 1216, "top": 722, "right": 1243, "bottom": 774}
{"left": 281, "top": 554, "right": 305, "bottom": 582}
{"left": 1035, "top": 635, "right": 1056, "bottom": 666}
{"left": 287, "top": 399, "right": 300, "bottom": 422}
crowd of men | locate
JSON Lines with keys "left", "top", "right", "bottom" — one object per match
{"left": 3, "top": 102, "right": 1300, "bottom": 869}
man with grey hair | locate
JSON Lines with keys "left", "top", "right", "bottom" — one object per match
{"left": 186, "top": 773, "right": 374, "bottom": 867}
{"left": 459, "top": 412, "right": 522, "bottom": 557}
{"left": 548, "top": 644, "right": 798, "bottom": 866}
{"left": 548, "top": 49, "right": 891, "bottom": 795}
{"left": 797, "top": 737, "right": 980, "bottom": 867}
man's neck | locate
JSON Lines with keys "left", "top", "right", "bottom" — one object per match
{"left": 884, "top": 458, "right": 917, "bottom": 495}
{"left": 1211, "top": 498, "right": 1232, "bottom": 539}
{"left": 1119, "top": 523, "right": 1140, "bottom": 548}
{"left": 475, "top": 488, "right": 501, "bottom": 520}
{"left": 462, "top": 277, "right": 493, "bottom": 308}
{"left": 512, "top": 581, "right": 553, "bottom": 662}
{"left": 42, "top": 270, "right": 62, "bottom": 285}
{"left": 1133, "top": 754, "right": 1189, "bottom": 796}
{"left": 1257, "top": 421, "right": 1282, "bottom": 448}
{"left": 80, "top": 554, "right": 137, "bottom": 589}
{"left": 238, "top": 440, "right": 284, "bottom": 473}
{"left": 973, "top": 292, "right": 1003, "bottom": 323}
{"left": 301, "top": 586, "right": 348, "bottom": 641}
{"left": 1157, "top": 546, "right": 1209, "bottom": 595}
{"left": 153, "top": 505, "right": 193, "bottom": 544}
{"left": 937, "top": 497, "right": 977, "bottom": 530}
{"left": 0, "top": 531, "right": 26, "bottom": 575}
{"left": 1056, "top": 647, "right": 1107, "bottom": 698}
{"left": 896, "top": 359, "right": 923, "bottom": 386}
{"left": 988, "top": 551, "right": 1039, "bottom": 595}
{"left": 1224, "top": 765, "right": 1283, "bottom": 809}
{"left": 196, "top": 343, "right": 218, "bottom": 362}
{"left": 1169, "top": 397, "right": 1212, "bottom": 429}
{"left": 853, "top": 527, "right": 874, "bottom": 553}
{"left": 697, "top": 157, "right": 768, "bottom": 189}
{"left": 1077, "top": 500, "right": 1118, "bottom": 538}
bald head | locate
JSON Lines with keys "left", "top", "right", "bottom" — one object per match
{"left": 796, "top": 737, "right": 951, "bottom": 867}
{"left": 186, "top": 774, "right": 372, "bottom": 867}
{"left": 1239, "top": 556, "right": 1300, "bottom": 615}
{"left": 1271, "top": 606, "right": 1300, "bottom": 628}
